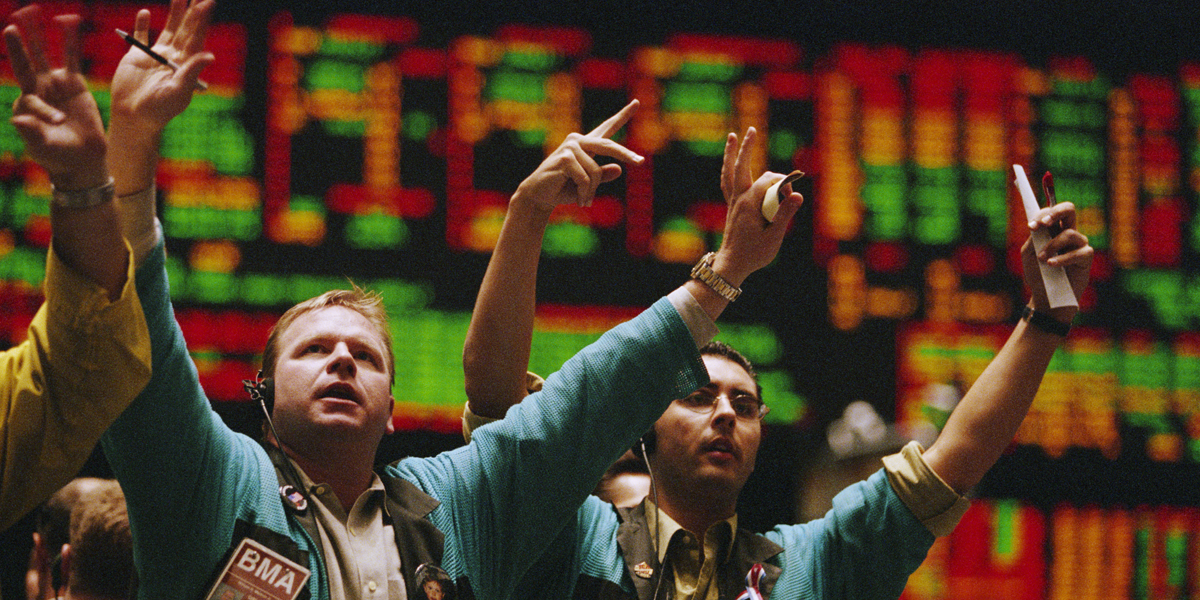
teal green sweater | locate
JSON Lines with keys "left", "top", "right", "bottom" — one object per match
{"left": 542, "top": 470, "right": 934, "bottom": 600}
{"left": 102, "top": 241, "right": 707, "bottom": 600}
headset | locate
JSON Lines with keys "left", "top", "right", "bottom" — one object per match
{"left": 243, "top": 371, "right": 275, "bottom": 414}
{"left": 633, "top": 428, "right": 657, "bottom": 458}
{"left": 243, "top": 371, "right": 310, "bottom": 514}
{"left": 634, "top": 431, "right": 666, "bottom": 600}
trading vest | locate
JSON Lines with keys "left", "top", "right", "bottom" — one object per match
{"left": 203, "top": 447, "right": 475, "bottom": 600}
{"left": 574, "top": 501, "right": 785, "bottom": 600}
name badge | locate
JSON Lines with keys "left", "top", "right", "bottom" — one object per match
{"left": 204, "top": 537, "right": 312, "bottom": 600}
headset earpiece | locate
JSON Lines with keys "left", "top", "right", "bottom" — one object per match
{"left": 634, "top": 428, "right": 656, "bottom": 458}
{"left": 243, "top": 371, "right": 275, "bottom": 415}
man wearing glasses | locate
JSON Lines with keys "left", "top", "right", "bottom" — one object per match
{"left": 463, "top": 107, "right": 1095, "bottom": 597}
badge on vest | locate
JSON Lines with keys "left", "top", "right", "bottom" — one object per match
{"left": 203, "top": 537, "right": 312, "bottom": 600}
{"left": 280, "top": 484, "right": 308, "bottom": 513}
{"left": 632, "top": 561, "right": 654, "bottom": 579}
{"left": 415, "top": 563, "right": 456, "bottom": 600}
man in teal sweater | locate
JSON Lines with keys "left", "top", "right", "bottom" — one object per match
{"left": 82, "top": 3, "right": 800, "bottom": 599}
{"left": 461, "top": 107, "right": 1096, "bottom": 598}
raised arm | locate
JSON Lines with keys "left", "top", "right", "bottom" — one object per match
{"left": 462, "top": 100, "right": 644, "bottom": 418}
{"left": 0, "top": 4, "right": 152, "bottom": 532}
{"left": 418, "top": 129, "right": 803, "bottom": 598}
{"left": 922, "top": 202, "right": 1093, "bottom": 492}
{"left": 4, "top": 6, "right": 123, "bottom": 298}
{"left": 107, "top": 0, "right": 214, "bottom": 263}
{"left": 685, "top": 128, "right": 802, "bottom": 320}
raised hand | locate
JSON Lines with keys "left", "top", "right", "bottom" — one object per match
{"left": 109, "top": 0, "right": 215, "bottom": 137}
{"left": 511, "top": 99, "right": 644, "bottom": 213}
{"left": 710, "top": 127, "right": 803, "bottom": 287}
{"left": 1022, "top": 202, "right": 1093, "bottom": 321}
{"left": 4, "top": 6, "right": 107, "bottom": 190}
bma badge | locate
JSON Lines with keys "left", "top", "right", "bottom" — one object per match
{"left": 203, "top": 538, "right": 311, "bottom": 600}
{"left": 632, "top": 562, "right": 654, "bottom": 579}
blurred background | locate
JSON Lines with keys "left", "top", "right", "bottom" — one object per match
{"left": 3, "top": 1, "right": 1200, "bottom": 598}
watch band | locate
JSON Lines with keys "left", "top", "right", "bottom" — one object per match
{"left": 1021, "top": 305, "right": 1070, "bottom": 337}
{"left": 690, "top": 252, "right": 741, "bottom": 302}
{"left": 51, "top": 177, "right": 115, "bottom": 209}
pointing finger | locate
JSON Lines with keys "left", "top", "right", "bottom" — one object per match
{"left": 586, "top": 99, "right": 639, "bottom": 139}
{"left": 575, "top": 137, "right": 643, "bottom": 164}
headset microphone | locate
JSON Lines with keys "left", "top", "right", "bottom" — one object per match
{"left": 243, "top": 371, "right": 309, "bottom": 513}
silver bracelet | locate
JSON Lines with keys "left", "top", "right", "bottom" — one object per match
{"left": 51, "top": 176, "right": 116, "bottom": 209}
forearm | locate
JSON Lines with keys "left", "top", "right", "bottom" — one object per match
{"left": 49, "top": 197, "right": 128, "bottom": 301}
{"left": 107, "top": 115, "right": 161, "bottom": 196}
{"left": 922, "top": 318, "right": 1064, "bottom": 492}
{"left": 462, "top": 199, "right": 552, "bottom": 418}
{"left": 107, "top": 118, "right": 163, "bottom": 264}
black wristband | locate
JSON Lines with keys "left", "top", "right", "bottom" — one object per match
{"left": 1021, "top": 305, "right": 1070, "bottom": 337}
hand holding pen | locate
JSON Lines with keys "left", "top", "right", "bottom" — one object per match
{"left": 109, "top": 0, "right": 215, "bottom": 139}
{"left": 116, "top": 28, "right": 207, "bottom": 91}
{"left": 107, "top": 0, "right": 215, "bottom": 210}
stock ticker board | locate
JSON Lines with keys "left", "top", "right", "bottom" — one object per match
{"left": 5, "top": 3, "right": 1200, "bottom": 596}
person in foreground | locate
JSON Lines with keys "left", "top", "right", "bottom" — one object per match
{"left": 65, "top": 3, "right": 802, "bottom": 599}
{"left": 462, "top": 114, "right": 1094, "bottom": 598}
{"left": 0, "top": 5, "right": 151, "bottom": 531}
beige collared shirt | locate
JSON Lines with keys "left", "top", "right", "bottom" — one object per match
{"left": 292, "top": 460, "right": 407, "bottom": 600}
{"left": 646, "top": 499, "right": 736, "bottom": 600}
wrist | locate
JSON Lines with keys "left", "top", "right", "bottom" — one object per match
{"left": 106, "top": 124, "right": 162, "bottom": 195}
{"left": 507, "top": 188, "right": 556, "bottom": 220}
{"left": 1022, "top": 304, "right": 1073, "bottom": 337}
{"left": 51, "top": 176, "right": 115, "bottom": 209}
{"left": 691, "top": 252, "right": 742, "bottom": 302}
{"left": 49, "top": 166, "right": 110, "bottom": 194}
{"left": 710, "top": 251, "right": 748, "bottom": 289}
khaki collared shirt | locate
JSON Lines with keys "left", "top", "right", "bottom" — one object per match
{"left": 293, "top": 460, "right": 407, "bottom": 600}
{"left": 645, "top": 499, "right": 736, "bottom": 600}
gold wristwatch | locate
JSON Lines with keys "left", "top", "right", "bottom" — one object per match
{"left": 690, "top": 252, "right": 741, "bottom": 302}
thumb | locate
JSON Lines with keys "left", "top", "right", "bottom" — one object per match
{"left": 598, "top": 163, "right": 624, "bottom": 184}
{"left": 769, "top": 192, "right": 803, "bottom": 229}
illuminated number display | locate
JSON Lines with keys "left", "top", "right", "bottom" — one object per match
{"left": 4, "top": 6, "right": 1200, "bottom": 593}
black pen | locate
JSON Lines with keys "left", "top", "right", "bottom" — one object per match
{"left": 114, "top": 28, "right": 208, "bottom": 91}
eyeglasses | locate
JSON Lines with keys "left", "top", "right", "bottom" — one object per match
{"left": 677, "top": 389, "right": 769, "bottom": 420}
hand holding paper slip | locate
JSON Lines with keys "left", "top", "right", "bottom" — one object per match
{"left": 1012, "top": 164, "right": 1078, "bottom": 309}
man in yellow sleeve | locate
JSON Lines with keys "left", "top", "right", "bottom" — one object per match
{"left": 0, "top": 4, "right": 151, "bottom": 531}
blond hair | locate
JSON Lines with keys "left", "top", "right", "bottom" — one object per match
{"left": 262, "top": 284, "right": 395, "bottom": 386}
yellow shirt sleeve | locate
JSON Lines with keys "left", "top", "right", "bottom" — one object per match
{"left": 0, "top": 242, "right": 151, "bottom": 529}
{"left": 461, "top": 371, "right": 544, "bottom": 443}
{"left": 882, "top": 441, "right": 971, "bottom": 537}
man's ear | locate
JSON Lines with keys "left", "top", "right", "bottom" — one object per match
{"left": 57, "top": 544, "right": 72, "bottom": 592}
{"left": 385, "top": 395, "right": 396, "bottom": 435}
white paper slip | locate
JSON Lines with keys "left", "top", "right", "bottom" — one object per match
{"left": 762, "top": 170, "right": 804, "bottom": 222}
{"left": 1012, "top": 164, "right": 1077, "bottom": 309}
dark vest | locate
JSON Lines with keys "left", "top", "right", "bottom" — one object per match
{"left": 574, "top": 501, "right": 784, "bottom": 600}
{"left": 261, "top": 448, "right": 476, "bottom": 600}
